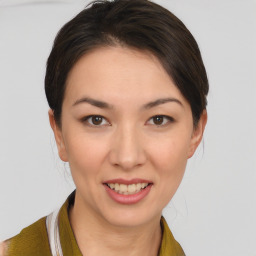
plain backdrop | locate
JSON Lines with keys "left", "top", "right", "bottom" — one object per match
{"left": 0, "top": 0, "right": 255, "bottom": 255}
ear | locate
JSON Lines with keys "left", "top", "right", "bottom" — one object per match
{"left": 187, "top": 110, "right": 207, "bottom": 159}
{"left": 48, "top": 109, "right": 68, "bottom": 162}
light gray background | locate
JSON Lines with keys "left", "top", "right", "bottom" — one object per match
{"left": 0, "top": 0, "right": 255, "bottom": 255}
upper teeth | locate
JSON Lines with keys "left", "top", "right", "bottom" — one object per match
{"left": 107, "top": 183, "right": 149, "bottom": 195}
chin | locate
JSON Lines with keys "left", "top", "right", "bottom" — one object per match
{"left": 99, "top": 205, "right": 162, "bottom": 228}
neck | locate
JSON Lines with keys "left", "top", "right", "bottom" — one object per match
{"left": 69, "top": 195, "right": 162, "bottom": 256}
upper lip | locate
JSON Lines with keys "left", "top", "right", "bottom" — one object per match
{"left": 103, "top": 178, "right": 153, "bottom": 185}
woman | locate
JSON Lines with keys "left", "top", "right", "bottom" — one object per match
{"left": 0, "top": 0, "right": 208, "bottom": 255}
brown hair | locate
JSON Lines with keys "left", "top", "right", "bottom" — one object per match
{"left": 45, "top": 0, "right": 209, "bottom": 127}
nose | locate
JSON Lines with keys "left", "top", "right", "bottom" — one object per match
{"left": 108, "top": 124, "right": 146, "bottom": 170}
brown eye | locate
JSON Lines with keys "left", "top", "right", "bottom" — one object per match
{"left": 83, "top": 115, "right": 110, "bottom": 126}
{"left": 91, "top": 116, "right": 103, "bottom": 125}
{"left": 147, "top": 115, "right": 174, "bottom": 126}
{"left": 153, "top": 116, "right": 164, "bottom": 125}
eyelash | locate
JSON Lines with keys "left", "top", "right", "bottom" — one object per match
{"left": 81, "top": 115, "right": 110, "bottom": 127}
{"left": 147, "top": 115, "right": 174, "bottom": 126}
{"left": 81, "top": 115, "right": 174, "bottom": 127}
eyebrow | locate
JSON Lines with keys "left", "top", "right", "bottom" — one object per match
{"left": 142, "top": 97, "right": 183, "bottom": 109}
{"left": 72, "top": 96, "right": 183, "bottom": 109}
{"left": 73, "top": 97, "right": 113, "bottom": 109}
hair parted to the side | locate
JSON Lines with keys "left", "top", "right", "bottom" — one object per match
{"left": 45, "top": 0, "right": 209, "bottom": 127}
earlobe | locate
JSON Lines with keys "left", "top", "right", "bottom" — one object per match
{"left": 48, "top": 110, "right": 68, "bottom": 162}
{"left": 188, "top": 110, "right": 207, "bottom": 159}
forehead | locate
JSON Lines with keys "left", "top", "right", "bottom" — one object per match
{"left": 64, "top": 46, "right": 186, "bottom": 107}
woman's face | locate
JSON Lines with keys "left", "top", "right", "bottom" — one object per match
{"left": 50, "top": 46, "right": 206, "bottom": 228}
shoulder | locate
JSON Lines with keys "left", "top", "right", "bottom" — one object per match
{"left": 160, "top": 217, "right": 185, "bottom": 256}
{"left": 1, "top": 217, "right": 52, "bottom": 256}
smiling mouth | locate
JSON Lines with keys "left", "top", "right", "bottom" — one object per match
{"left": 104, "top": 183, "right": 151, "bottom": 195}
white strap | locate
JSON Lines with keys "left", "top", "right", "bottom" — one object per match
{"left": 46, "top": 208, "right": 64, "bottom": 256}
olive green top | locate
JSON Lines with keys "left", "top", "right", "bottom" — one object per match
{"left": 4, "top": 191, "right": 185, "bottom": 256}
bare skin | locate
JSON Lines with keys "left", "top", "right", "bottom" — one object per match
{"left": 70, "top": 199, "right": 161, "bottom": 256}
{"left": 49, "top": 46, "right": 207, "bottom": 256}
{"left": 0, "top": 241, "right": 8, "bottom": 256}
{"left": 69, "top": 191, "right": 162, "bottom": 256}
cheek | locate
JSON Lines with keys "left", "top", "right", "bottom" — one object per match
{"left": 63, "top": 132, "right": 109, "bottom": 178}
{"left": 151, "top": 131, "right": 190, "bottom": 169}
{"left": 150, "top": 132, "right": 191, "bottom": 192}
{"left": 153, "top": 144, "right": 187, "bottom": 186}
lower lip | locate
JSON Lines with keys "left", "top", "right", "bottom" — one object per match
{"left": 104, "top": 184, "right": 152, "bottom": 205}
